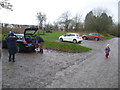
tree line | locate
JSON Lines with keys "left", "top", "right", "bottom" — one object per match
{"left": 0, "top": 0, "right": 13, "bottom": 11}
{"left": 37, "top": 10, "right": 118, "bottom": 37}
{"left": 1, "top": 0, "right": 119, "bottom": 37}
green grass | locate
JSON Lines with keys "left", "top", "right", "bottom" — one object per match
{"left": 39, "top": 32, "right": 91, "bottom": 53}
{"left": 0, "top": 34, "right": 2, "bottom": 39}
{"left": 101, "top": 34, "right": 118, "bottom": 40}
{"left": 45, "top": 40, "right": 91, "bottom": 53}
{"left": 41, "top": 32, "right": 64, "bottom": 40}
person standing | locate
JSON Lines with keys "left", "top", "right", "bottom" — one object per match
{"left": 105, "top": 44, "right": 111, "bottom": 59}
{"left": 35, "top": 35, "right": 44, "bottom": 53}
{"left": 6, "top": 32, "right": 18, "bottom": 62}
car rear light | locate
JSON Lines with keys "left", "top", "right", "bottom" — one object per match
{"left": 77, "top": 37, "right": 81, "bottom": 39}
{"left": 77, "top": 37, "right": 82, "bottom": 39}
{"left": 23, "top": 42, "right": 28, "bottom": 44}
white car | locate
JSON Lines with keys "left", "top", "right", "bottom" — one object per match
{"left": 59, "top": 33, "right": 83, "bottom": 43}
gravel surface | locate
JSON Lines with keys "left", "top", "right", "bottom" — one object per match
{"left": 2, "top": 38, "right": 119, "bottom": 88}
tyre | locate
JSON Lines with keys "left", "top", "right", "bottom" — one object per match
{"left": 60, "top": 38, "right": 63, "bottom": 42}
{"left": 73, "top": 39, "right": 77, "bottom": 43}
{"left": 83, "top": 37, "right": 87, "bottom": 40}
{"left": 94, "top": 37, "right": 99, "bottom": 41}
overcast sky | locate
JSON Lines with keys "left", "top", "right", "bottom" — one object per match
{"left": 0, "top": 0, "right": 119, "bottom": 25}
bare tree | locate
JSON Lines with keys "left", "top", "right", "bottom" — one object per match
{"left": 92, "top": 8, "right": 109, "bottom": 17}
{"left": 36, "top": 12, "right": 46, "bottom": 29}
{"left": 0, "top": 0, "right": 13, "bottom": 11}
{"left": 53, "top": 21, "right": 59, "bottom": 31}
{"left": 72, "top": 13, "right": 83, "bottom": 31}
{"left": 59, "top": 11, "right": 72, "bottom": 32}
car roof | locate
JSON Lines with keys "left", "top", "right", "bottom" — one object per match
{"left": 66, "top": 33, "right": 79, "bottom": 35}
{"left": 14, "top": 34, "right": 24, "bottom": 36}
{"left": 90, "top": 33, "right": 100, "bottom": 34}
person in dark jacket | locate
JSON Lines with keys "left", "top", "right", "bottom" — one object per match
{"left": 6, "top": 32, "right": 18, "bottom": 62}
{"left": 35, "top": 35, "right": 44, "bottom": 53}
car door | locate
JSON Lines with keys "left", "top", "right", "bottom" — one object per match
{"left": 63, "top": 34, "right": 70, "bottom": 41}
{"left": 69, "top": 34, "right": 75, "bottom": 42}
{"left": 24, "top": 27, "right": 38, "bottom": 43}
{"left": 91, "top": 33, "right": 96, "bottom": 39}
{"left": 88, "top": 33, "right": 93, "bottom": 39}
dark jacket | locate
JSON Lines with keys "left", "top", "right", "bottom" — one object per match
{"left": 105, "top": 47, "right": 110, "bottom": 53}
{"left": 36, "top": 35, "right": 44, "bottom": 43}
{"left": 6, "top": 34, "right": 17, "bottom": 54}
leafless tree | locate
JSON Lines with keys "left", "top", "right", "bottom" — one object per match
{"left": 59, "top": 11, "right": 72, "bottom": 32}
{"left": 36, "top": 12, "right": 46, "bottom": 29}
{"left": 72, "top": 13, "right": 83, "bottom": 31}
{"left": 92, "top": 8, "right": 109, "bottom": 17}
{"left": 0, "top": 0, "right": 13, "bottom": 11}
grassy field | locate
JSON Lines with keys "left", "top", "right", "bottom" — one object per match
{"left": 37, "top": 31, "right": 118, "bottom": 52}
{"left": 0, "top": 34, "right": 2, "bottom": 39}
{"left": 100, "top": 34, "right": 118, "bottom": 40}
{"left": 38, "top": 32, "right": 91, "bottom": 53}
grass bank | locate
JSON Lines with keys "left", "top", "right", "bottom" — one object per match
{"left": 100, "top": 34, "right": 118, "bottom": 40}
{"left": 45, "top": 40, "right": 91, "bottom": 53}
{"left": 38, "top": 32, "right": 91, "bottom": 53}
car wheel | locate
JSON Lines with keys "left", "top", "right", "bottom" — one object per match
{"left": 60, "top": 38, "right": 63, "bottom": 42}
{"left": 94, "top": 37, "right": 99, "bottom": 41}
{"left": 83, "top": 37, "right": 87, "bottom": 40}
{"left": 73, "top": 39, "right": 77, "bottom": 43}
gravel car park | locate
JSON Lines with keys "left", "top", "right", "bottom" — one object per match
{"left": 2, "top": 38, "right": 118, "bottom": 88}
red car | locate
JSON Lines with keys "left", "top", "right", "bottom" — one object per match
{"left": 82, "top": 33, "right": 101, "bottom": 41}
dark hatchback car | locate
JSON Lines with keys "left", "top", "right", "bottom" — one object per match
{"left": 2, "top": 27, "right": 38, "bottom": 52}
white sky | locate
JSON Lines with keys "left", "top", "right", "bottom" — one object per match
{"left": 0, "top": 0, "right": 119, "bottom": 25}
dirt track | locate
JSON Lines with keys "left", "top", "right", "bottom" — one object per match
{"left": 2, "top": 38, "right": 119, "bottom": 88}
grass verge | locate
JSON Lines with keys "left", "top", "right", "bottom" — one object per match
{"left": 101, "top": 34, "right": 118, "bottom": 40}
{"left": 40, "top": 32, "right": 91, "bottom": 53}
{"left": 45, "top": 40, "right": 91, "bottom": 53}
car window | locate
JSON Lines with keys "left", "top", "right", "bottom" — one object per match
{"left": 96, "top": 34, "right": 100, "bottom": 36}
{"left": 24, "top": 28, "right": 38, "bottom": 35}
{"left": 70, "top": 34, "right": 75, "bottom": 36}
{"left": 25, "top": 30, "right": 36, "bottom": 34}
{"left": 65, "top": 34, "right": 70, "bottom": 36}
{"left": 76, "top": 34, "right": 80, "bottom": 37}
{"left": 68, "top": 34, "right": 71, "bottom": 36}
{"left": 64, "top": 34, "right": 67, "bottom": 36}
{"left": 16, "top": 35, "right": 24, "bottom": 40}
{"left": 93, "top": 34, "right": 100, "bottom": 36}
{"left": 89, "top": 33, "right": 92, "bottom": 35}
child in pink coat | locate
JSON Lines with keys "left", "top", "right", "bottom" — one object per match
{"left": 105, "top": 44, "right": 110, "bottom": 59}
